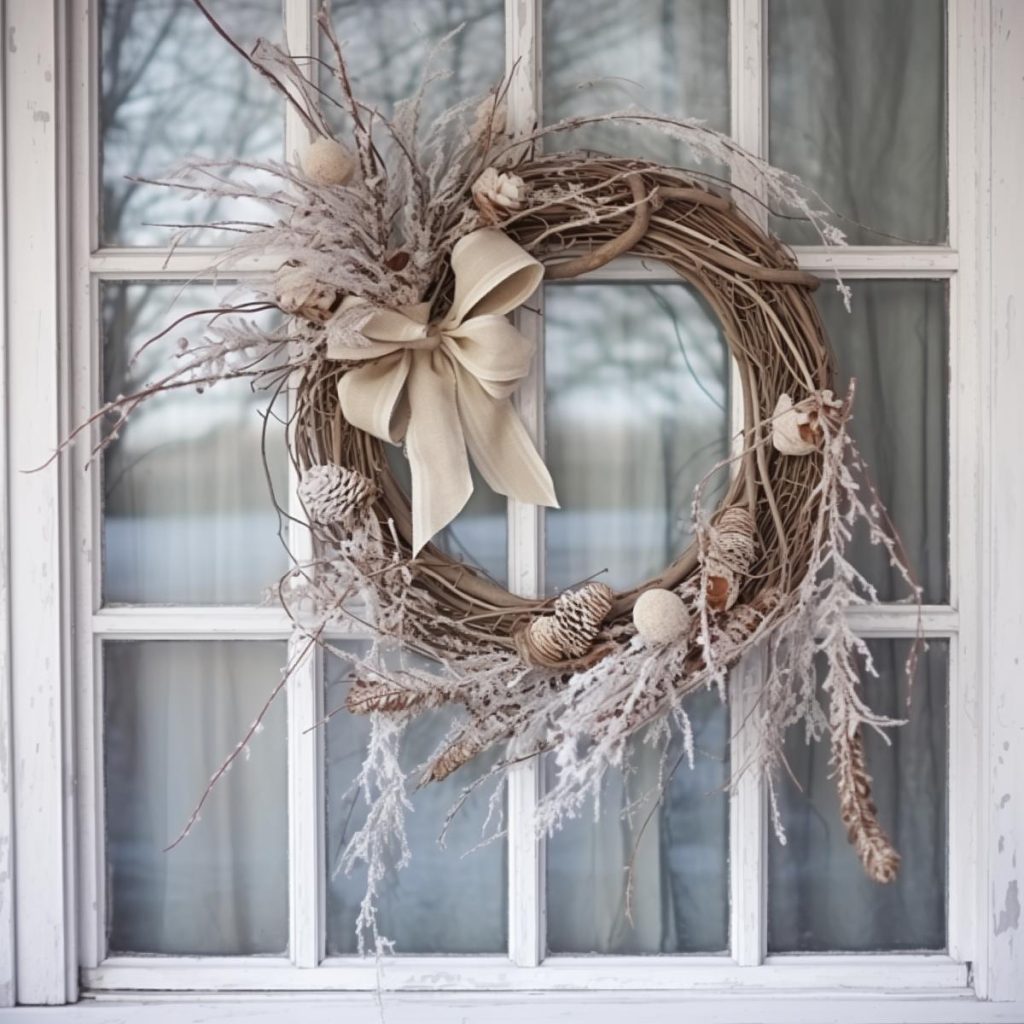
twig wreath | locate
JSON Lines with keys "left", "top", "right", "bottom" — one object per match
{"left": 68, "top": 3, "right": 923, "bottom": 952}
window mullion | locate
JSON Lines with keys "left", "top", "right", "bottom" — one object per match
{"left": 728, "top": 0, "right": 768, "bottom": 967}
{"left": 283, "top": 0, "right": 323, "bottom": 970}
{"left": 505, "top": 0, "right": 545, "bottom": 969}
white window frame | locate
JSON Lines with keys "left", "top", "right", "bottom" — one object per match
{"left": 2, "top": 0, "right": 1023, "bottom": 1019}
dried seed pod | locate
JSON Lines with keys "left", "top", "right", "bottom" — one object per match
{"left": 274, "top": 264, "right": 336, "bottom": 324}
{"left": 633, "top": 587, "right": 691, "bottom": 646}
{"left": 345, "top": 677, "right": 439, "bottom": 715}
{"left": 702, "top": 506, "right": 757, "bottom": 610}
{"left": 301, "top": 136, "right": 356, "bottom": 186}
{"left": 472, "top": 167, "right": 527, "bottom": 224}
{"left": 771, "top": 390, "right": 845, "bottom": 456}
{"left": 298, "top": 464, "right": 377, "bottom": 527}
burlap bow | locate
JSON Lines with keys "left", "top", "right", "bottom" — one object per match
{"left": 326, "top": 228, "right": 558, "bottom": 555}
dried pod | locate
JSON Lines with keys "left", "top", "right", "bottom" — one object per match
{"left": 702, "top": 506, "right": 757, "bottom": 610}
{"left": 771, "top": 390, "right": 845, "bottom": 456}
{"left": 771, "top": 392, "right": 819, "bottom": 455}
{"left": 472, "top": 167, "right": 527, "bottom": 224}
{"left": 274, "top": 264, "right": 336, "bottom": 324}
{"left": 301, "top": 136, "right": 356, "bottom": 186}
{"left": 633, "top": 587, "right": 691, "bottom": 646}
{"left": 298, "top": 464, "right": 377, "bottom": 527}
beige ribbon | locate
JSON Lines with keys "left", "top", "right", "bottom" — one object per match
{"left": 326, "top": 228, "right": 558, "bottom": 555}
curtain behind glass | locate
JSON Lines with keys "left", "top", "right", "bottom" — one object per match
{"left": 768, "top": 0, "right": 946, "bottom": 245}
{"left": 102, "top": 283, "right": 289, "bottom": 605}
{"left": 105, "top": 641, "right": 289, "bottom": 955}
{"left": 768, "top": 641, "right": 948, "bottom": 951}
{"left": 547, "top": 688, "right": 730, "bottom": 954}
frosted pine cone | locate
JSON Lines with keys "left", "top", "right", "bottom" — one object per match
{"left": 298, "top": 464, "right": 376, "bottom": 527}
{"left": 702, "top": 506, "right": 757, "bottom": 611}
{"left": 552, "top": 581, "right": 615, "bottom": 658}
{"left": 472, "top": 167, "right": 527, "bottom": 224}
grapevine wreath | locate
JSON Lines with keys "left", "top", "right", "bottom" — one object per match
{"left": 74, "top": 4, "right": 922, "bottom": 950}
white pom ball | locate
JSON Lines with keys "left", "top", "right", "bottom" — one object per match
{"left": 632, "top": 588, "right": 691, "bottom": 646}
{"left": 301, "top": 137, "right": 356, "bottom": 186}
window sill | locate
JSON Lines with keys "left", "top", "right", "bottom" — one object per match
{"left": 81, "top": 952, "right": 968, "bottom": 993}
{"left": 8, "top": 991, "right": 1024, "bottom": 1024}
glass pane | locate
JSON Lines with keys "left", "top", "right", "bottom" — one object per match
{"left": 768, "top": 0, "right": 946, "bottom": 245}
{"left": 543, "top": 0, "right": 730, "bottom": 162}
{"left": 100, "top": 0, "right": 283, "bottom": 245}
{"left": 544, "top": 282, "right": 730, "bottom": 595}
{"left": 102, "top": 282, "right": 288, "bottom": 605}
{"left": 768, "top": 639, "right": 948, "bottom": 952}
{"left": 321, "top": 0, "right": 505, "bottom": 133}
{"left": 105, "top": 640, "right": 288, "bottom": 955}
{"left": 547, "top": 687, "right": 729, "bottom": 954}
{"left": 818, "top": 281, "right": 948, "bottom": 603}
{"left": 386, "top": 448, "right": 507, "bottom": 586}
{"left": 325, "top": 646, "right": 507, "bottom": 954}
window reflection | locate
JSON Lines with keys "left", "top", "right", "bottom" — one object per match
{"left": 544, "top": 282, "right": 730, "bottom": 595}
{"left": 102, "top": 282, "right": 288, "bottom": 605}
{"left": 100, "top": 0, "right": 283, "bottom": 245}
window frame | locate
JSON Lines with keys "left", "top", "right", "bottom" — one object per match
{"left": 2, "top": 0, "right": 1022, "bottom": 1016}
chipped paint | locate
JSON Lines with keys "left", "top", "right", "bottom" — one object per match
{"left": 995, "top": 881, "right": 1021, "bottom": 936}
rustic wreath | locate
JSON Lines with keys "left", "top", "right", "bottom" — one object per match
{"left": 297, "top": 158, "right": 832, "bottom": 658}
{"left": 67, "top": 6, "right": 922, "bottom": 952}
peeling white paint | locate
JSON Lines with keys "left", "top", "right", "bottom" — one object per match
{"left": 994, "top": 881, "right": 1021, "bottom": 936}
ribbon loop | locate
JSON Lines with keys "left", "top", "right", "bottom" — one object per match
{"left": 326, "top": 228, "right": 557, "bottom": 554}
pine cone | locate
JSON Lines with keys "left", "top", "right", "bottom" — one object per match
{"left": 702, "top": 506, "right": 757, "bottom": 610}
{"left": 517, "top": 581, "right": 615, "bottom": 665}
{"left": 298, "top": 464, "right": 376, "bottom": 527}
{"left": 552, "top": 581, "right": 615, "bottom": 658}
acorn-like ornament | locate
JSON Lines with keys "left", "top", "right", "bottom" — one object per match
{"left": 301, "top": 137, "right": 356, "bottom": 187}
{"left": 633, "top": 588, "right": 691, "bottom": 646}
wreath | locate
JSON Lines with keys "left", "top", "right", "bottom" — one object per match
{"left": 71, "top": 5, "right": 921, "bottom": 951}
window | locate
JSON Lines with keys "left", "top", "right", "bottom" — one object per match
{"left": 3, "top": 0, "right": 1022, "bottom": 1016}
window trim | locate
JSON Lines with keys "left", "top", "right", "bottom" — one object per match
{"left": 3, "top": 0, "right": 1023, "bottom": 1016}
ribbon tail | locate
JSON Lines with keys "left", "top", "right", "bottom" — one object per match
{"left": 405, "top": 351, "right": 475, "bottom": 556}
{"left": 454, "top": 369, "right": 559, "bottom": 509}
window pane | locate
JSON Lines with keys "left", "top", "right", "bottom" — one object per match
{"left": 102, "top": 283, "right": 288, "bottom": 605}
{"left": 768, "top": 0, "right": 946, "bottom": 245}
{"left": 543, "top": 0, "right": 729, "bottom": 162}
{"left": 547, "top": 687, "right": 729, "bottom": 954}
{"left": 105, "top": 640, "right": 288, "bottom": 955}
{"left": 544, "top": 282, "right": 730, "bottom": 595}
{"left": 325, "top": 646, "right": 507, "bottom": 954}
{"left": 768, "top": 639, "right": 948, "bottom": 952}
{"left": 100, "top": 0, "right": 283, "bottom": 246}
{"left": 321, "top": 0, "right": 504, "bottom": 133}
{"left": 819, "top": 280, "right": 948, "bottom": 603}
